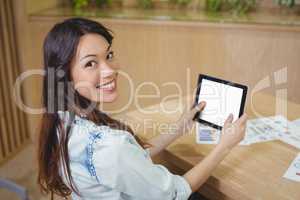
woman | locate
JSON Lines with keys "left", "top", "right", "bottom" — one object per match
{"left": 37, "top": 18, "right": 247, "bottom": 200}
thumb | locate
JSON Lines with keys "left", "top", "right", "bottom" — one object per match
{"left": 224, "top": 114, "right": 233, "bottom": 127}
{"left": 191, "top": 101, "right": 206, "bottom": 115}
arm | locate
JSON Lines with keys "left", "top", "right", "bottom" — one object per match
{"left": 183, "top": 113, "right": 248, "bottom": 192}
{"left": 94, "top": 134, "right": 192, "bottom": 200}
{"left": 147, "top": 102, "right": 206, "bottom": 157}
{"left": 183, "top": 144, "right": 230, "bottom": 192}
{"left": 147, "top": 128, "right": 182, "bottom": 157}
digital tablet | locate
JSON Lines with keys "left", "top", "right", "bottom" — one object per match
{"left": 194, "top": 74, "right": 248, "bottom": 130}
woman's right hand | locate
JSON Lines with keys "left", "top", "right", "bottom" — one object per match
{"left": 218, "top": 113, "right": 248, "bottom": 151}
{"left": 183, "top": 113, "right": 248, "bottom": 192}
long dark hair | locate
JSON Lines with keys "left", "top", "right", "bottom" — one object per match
{"left": 37, "top": 18, "right": 151, "bottom": 199}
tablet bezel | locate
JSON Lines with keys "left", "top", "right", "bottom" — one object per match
{"left": 194, "top": 74, "right": 248, "bottom": 130}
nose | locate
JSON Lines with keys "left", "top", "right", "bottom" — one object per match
{"left": 100, "top": 62, "right": 116, "bottom": 79}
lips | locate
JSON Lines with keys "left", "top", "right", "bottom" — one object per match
{"left": 96, "top": 79, "right": 116, "bottom": 90}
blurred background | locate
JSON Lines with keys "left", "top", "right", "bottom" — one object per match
{"left": 0, "top": 0, "right": 300, "bottom": 199}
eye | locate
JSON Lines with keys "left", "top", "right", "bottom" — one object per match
{"left": 85, "top": 60, "right": 97, "bottom": 68}
{"left": 107, "top": 51, "right": 114, "bottom": 61}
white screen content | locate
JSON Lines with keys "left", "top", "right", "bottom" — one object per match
{"left": 197, "top": 78, "right": 244, "bottom": 127}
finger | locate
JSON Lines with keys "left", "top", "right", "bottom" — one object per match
{"left": 236, "top": 113, "right": 248, "bottom": 125}
{"left": 191, "top": 101, "right": 206, "bottom": 116}
{"left": 224, "top": 113, "right": 233, "bottom": 127}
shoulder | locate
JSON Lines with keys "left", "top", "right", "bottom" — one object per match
{"left": 57, "top": 110, "right": 134, "bottom": 141}
{"left": 57, "top": 110, "right": 143, "bottom": 156}
{"left": 91, "top": 129, "right": 151, "bottom": 178}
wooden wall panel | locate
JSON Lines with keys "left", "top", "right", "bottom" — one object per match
{"left": 0, "top": 0, "right": 30, "bottom": 165}
{"left": 24, "top": 17, "right": 300, "bottom": 138}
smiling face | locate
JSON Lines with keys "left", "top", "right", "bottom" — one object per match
{"left": 70, "top": 33, "right": 119, "bottom": 104}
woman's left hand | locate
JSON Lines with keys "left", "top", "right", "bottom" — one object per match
{"left": 175, "top": 101, "right": 206, "bottom": 135}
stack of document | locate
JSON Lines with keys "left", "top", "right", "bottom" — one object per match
{"left": 196, "top": 115, "right": 300, "bottom": 149}
{"left": 283, "top": 153, "right": 300, "bottom": 182}
{"left": 196, "top": 123, "right": 249, "bottom": 145}
{"left": 245, "top": 115, "right": 300, "bottom": 149}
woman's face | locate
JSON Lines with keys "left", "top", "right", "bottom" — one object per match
{"left": 71, "top": 33, "right": 119, "bottom": 103}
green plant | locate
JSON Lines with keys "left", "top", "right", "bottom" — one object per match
{"left": 274, "top": 0, "right": 295, "bottom": 8}
{"left": 205, "top": 0, "right": 256, "bottom": 14}
{"left": 169, "top": 0, "right": 193, "bottom": 6}
{"left": 137, "top": 0, "right": 153, "bottom": 9}
{"left": 73, "top": 0, "right": 89, "bottom": 9}
{"left": 95, "top": 0, "right": 113, "bottom": 7}
{"left": 227, "top": 0, "right": 256, "bottom": 14}
{"left": 205, "top": 0, "right": 222, "bottom": 12}
{"left": 73, "top": 0, "right": 118, "bottom": 9}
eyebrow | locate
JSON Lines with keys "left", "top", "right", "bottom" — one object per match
{"left": 79, "top": 45, "right": 112, "bottom": 61}
{"left": 80, "top": 54, "right": 97, "bottom": 61}
{"left": 106, "top": 45, "right": 111, "bottom": 52}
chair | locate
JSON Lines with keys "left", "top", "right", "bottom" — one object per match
{"left": 0, "top": 178, "right": 30, "bottom": 200}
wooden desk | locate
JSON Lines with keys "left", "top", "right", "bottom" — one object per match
{"left": 115, "top": 92, "right": 300, "bottom": 200}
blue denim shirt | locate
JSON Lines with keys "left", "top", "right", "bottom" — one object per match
{"left": 57, "top": 111, "right": 192, "bottom": 200}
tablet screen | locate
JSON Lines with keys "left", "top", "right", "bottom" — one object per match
{"left": 195, "top": 74, "right": 247, "bottom": 130}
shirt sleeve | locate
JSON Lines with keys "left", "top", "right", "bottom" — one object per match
{"left": 92, "top": 134, "right": 192, "bottom": 200}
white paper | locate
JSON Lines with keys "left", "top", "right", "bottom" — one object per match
{"left": 277, "top": 125, "right": 300, "bottom": 150}
{"left": 283, "top": 153, "right": 300, "bottom": 182}
{"left": 196, "top": 123, "right": 220, "bottom": 144}
{"left": 245, "top": 117, "right": 278, "bottom": 144}
{"left": 292, "top": 118, "right": 300, "bottom": 128}
{"left": 243, "top": 115, "right": 300, "bottom": 149}
{"left": 270, "top": 115, "right": 300, "bottom": 149}
{"left": 196, "top": 123, "right": 249, "bottom": 145}
{"left": 196, "top": 115, "right": 300, "bottom": 148}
